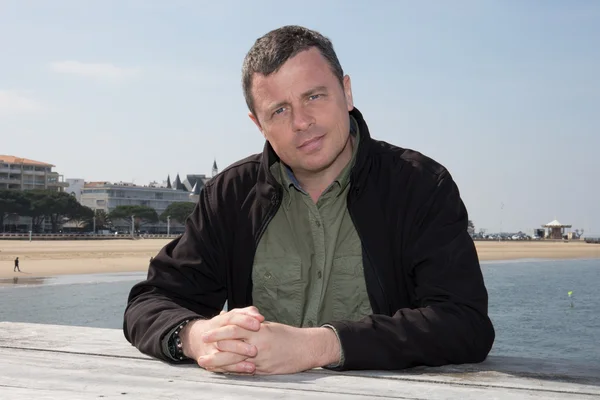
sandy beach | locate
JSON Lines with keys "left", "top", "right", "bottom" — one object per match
{"left": 1, "top": 239, "right": 599, "bottom": 280}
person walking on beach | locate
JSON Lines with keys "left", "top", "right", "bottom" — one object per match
{"left": 14, "top": 257, "right": 20, "bottom": 272}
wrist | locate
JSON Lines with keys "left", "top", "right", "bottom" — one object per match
{"left": 306, "top": 327, "right": 341, "bottom": 369}
{"left": 180, "top": 319, "right": 207, "bottom": 359}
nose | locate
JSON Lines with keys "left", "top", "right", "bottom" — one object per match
{"left": 291, "top": 106, "right": 314, "bottom": 132}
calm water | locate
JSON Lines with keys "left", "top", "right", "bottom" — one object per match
{"left": 1, "top": 259, "right": 599, "bottom": 366}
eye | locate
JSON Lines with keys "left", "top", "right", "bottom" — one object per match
{"left": 273, "top": 107, "right": 286, "bottom": 116}
{"left": 308, "top": 94, "right": 321, "bottom": 101}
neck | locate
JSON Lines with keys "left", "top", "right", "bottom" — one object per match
{"left": 294, "top": 136, "right": 354, "bottom": 203}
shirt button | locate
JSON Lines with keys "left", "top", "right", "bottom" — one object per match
{"left": 265, "top": 272, "right": 272, "bottom": 279}
{"left": 315, "top": 220, "right": 321, "bottom": 227}
{"left": 317, "top": 271, "right": 322, "bottom": 279}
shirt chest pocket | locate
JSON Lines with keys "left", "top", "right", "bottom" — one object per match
{"left": 251, "top": 257, "right": 303, "bottom": 327}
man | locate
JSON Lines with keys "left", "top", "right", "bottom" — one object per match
{"left": 14, "top": 257, "right": 20, "bottom": 272}
{"left": 124, "top": 25, "right": 495, "bottom": 375}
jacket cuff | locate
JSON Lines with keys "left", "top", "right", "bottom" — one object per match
{"left": 321, "top": 324, "right": 345, "bottom": 369}
{"left": 160, "top": 316, "right": 204, "bottom": 362}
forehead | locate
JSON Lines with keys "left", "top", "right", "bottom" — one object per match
{"left": 251, "top": 48, "right": 336, "bottom": 105}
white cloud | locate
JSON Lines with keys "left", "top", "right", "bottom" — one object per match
{"left": 0, "top": 90, "right": 45, "bottom": 115}
{"left": 49, "top": 61, "right": 141, "bottom": 81}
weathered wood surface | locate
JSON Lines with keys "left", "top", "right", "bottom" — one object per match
{"left": 0, "top": 322, "right": 599, "bottom": 399}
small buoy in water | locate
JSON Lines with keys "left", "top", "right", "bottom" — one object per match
{"left": 568, "top": 291, "right": 574, "bottom": 308}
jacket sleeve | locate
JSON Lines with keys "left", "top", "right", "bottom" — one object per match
{"left": 123, "top": 186, "right": 227, "bottom": 362}
{"left": 327, "top": 171, "right": 495, "bottom": 370}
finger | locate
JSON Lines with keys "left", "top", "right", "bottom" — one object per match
{"left": 202, "top": 324, "right": 249, "bottom": 343}
{"left": 218, "top": 313, "right": 262, "bottom": 332}
{"left": 229, "top": 307, "right": 266, "bottom": 322}
{"left": 215, "top": 339, "right": 257, "bottom": 357}
{"left": 221, "top": 371, "right": 255, "bottom": 376}
{"left": 205, "top": 360, "right": 256, "bottom": 375}
{"left": 197, "top": 352, "right": 256, "bottom": 373}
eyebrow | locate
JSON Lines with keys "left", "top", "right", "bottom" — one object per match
{"left": 302, "top": 85, "right": 328, "bottom": 98}
{"left": 267, "top": 85, "right": 329, "bottom": 114}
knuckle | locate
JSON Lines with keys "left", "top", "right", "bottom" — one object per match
{"left": 238, "top": 315, "right": 250, "bottom": 325}
{"left": 227, "top": 313, "right": 240, "bottom": 325}
{"left": 237, "top": 342, "right": 247, "bottom": 354}
{"left": 228, "top": 325, "right": 240, "bottom": 337}
{"left": 219, "top": 340, "right": 234, "bottom": 353}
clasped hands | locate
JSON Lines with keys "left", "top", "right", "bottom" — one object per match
{"left": 179, "top": 306, "right": 340, "bottom": 375}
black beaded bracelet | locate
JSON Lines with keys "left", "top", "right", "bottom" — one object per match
{"left": 168, "top": 319, "right": 194, "bottom": 361}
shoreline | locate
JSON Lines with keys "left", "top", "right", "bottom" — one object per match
{"left": 1, "top": 239, "right": 599, "bottom": 280}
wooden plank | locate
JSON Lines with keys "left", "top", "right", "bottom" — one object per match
{"left": 1, "top": 322, "right": 599, "bottom": 399}
{"left": 0, "top": 321, "right": 147, "bottom": 359}
{"left": 2, "top": 321, "right": 599, "bottom": 391}
{"left": 3, "top": 348, "right": 599, "bottom": 400}
{"left": 0, "top": 349, "right": 375, "bottom": 399}
{"left": 344, "top": 356, "right": 600, "bottom": 393}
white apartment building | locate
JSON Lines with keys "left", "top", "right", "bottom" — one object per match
{"left": 80, "top": 182, "right": 195, "bottom": 233}
{"left": 65, "top": 178, "right": 85, "bottom": 202}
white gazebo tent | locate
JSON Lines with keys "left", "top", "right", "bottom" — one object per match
{"left": 542, "top": 219, "right": 572, "bottom": 240}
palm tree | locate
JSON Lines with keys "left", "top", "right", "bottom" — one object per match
{"left": 93, "top": 209, "right": 112, "bottom": 230}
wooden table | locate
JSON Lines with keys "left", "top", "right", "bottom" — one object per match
{"left": 1, "top": 322, "right": 599, "bottom": 399}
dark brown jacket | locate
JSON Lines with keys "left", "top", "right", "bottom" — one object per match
{"left": 123, "top": 107, "right": 495, "bottom": 370}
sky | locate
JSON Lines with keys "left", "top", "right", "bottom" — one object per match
{"left": 1, "top": 0, "right": 598, "bottom": 235}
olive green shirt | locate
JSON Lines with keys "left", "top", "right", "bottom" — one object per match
{"left": 252, "top": 118, "right": 372, "bottom": 331}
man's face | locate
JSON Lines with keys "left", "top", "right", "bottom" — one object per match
{"left": 249, "top": 47, "right": 354, "bottom": 175}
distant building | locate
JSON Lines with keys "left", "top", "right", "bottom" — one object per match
{"left": 0, "top": 155, "right": 67, "bottom": 192}
{"left": 183, "top": 174, "right": 210, "bottom": 202}
{"left": 0, "top": 155, "right": 68, "bottom": 232}
{"left": 164, "top": 172, "right": 214, "bottom": 203}
{"left": 65, "top": 178, "right": 85, "bottom": 202}
{"left": 542, "top": 219, "right": 572, "bottom": 240}
{"left": 212, "top": 159, "right": 218, "bottom": 177}
{"left": 80, "top": 182, "right": 193, "bottom": 214}
{"left": 80, "top": 182, "right": 194, "bottom": 233}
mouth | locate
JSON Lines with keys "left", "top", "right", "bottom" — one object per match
{"left": 298, "top": 135, "right": 325, "bottom": 149}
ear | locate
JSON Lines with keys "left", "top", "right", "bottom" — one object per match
{"left": 343, "top": 75, "right": 354, "bottom": 111}
{"left": 248, "top": 112, "right": 266, "bottom": 139}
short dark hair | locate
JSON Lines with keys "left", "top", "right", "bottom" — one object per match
{"left": 242, "top": 25, "right": 344, "bottom": 116}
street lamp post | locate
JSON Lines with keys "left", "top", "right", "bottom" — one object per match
{"left": 131, "top": 215, "right": 135, "bottom": 239}
{"left": 499, "top": 202, "right": 504, "bottom": 242}
{"left": 167, "top": 215, "right": 170, "bottom": 236}
{"left": 93, "top": 216, "right": 96, "bottom": 235}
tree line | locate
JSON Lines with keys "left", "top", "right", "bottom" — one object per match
{"left": 0, "top": 189, "right": 197, "bottom": 233}
{"left": 0, "top": 190, "right": 94, "bottom": 232}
